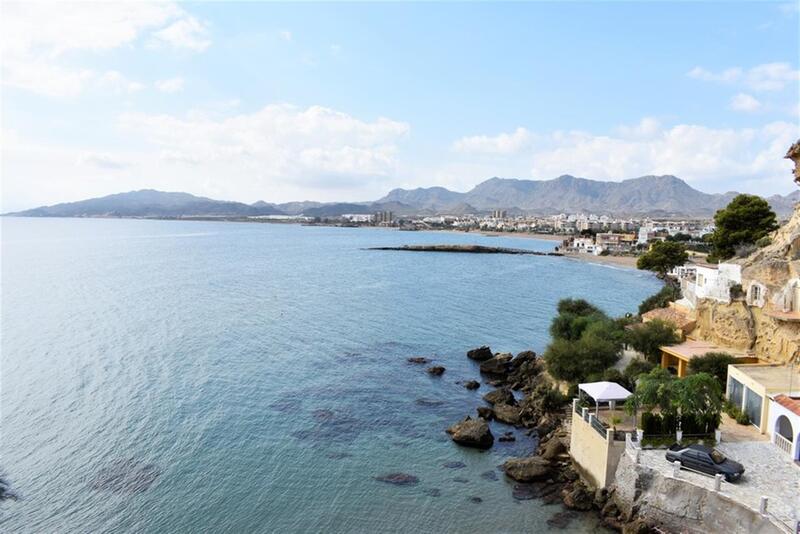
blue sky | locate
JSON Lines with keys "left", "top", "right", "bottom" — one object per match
{"left": 2, "top": 1, "right": 799, "bottom": 211}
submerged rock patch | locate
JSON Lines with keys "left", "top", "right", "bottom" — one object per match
{"left": 90, "top": 459, "right": 160, "bottom": 494}
{"left": 374, "top": 473, "right": 419, "bottom": 486}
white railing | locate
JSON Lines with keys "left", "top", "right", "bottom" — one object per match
{"left": 625, "top": 432, "right": 640, "bottom": 463}
{"left": 774, "top": 433, "right": 793, "bottom": 455}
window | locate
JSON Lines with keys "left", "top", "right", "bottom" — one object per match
{"left": 744, "top": 388, "right": 762, "bottom": 427}
{"left": 728, "top": 378, "right": 744, "bottom": 408}
{"left": 750, "top": 284, "right": 760, "bottom": 302}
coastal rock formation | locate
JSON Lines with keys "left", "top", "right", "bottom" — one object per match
{"left": 476, "top": 406, "right": 495, "bottom": 420}
{"left": 492, "top": 403, "right": 522, "bottom": 425}
{"left": 461, "top": 380, "right": 480, "bottom": 390}
{"left": 788, "top": 140, "right": 800, "bottom": 186}
{"left": 446, "top": 417, "right": 494, "bottom": 449}
{"left": 482, "top": 387, "right": 516, "bottom": 406}
{"left": 467, "top": 346, "right": 493, "bottom": 362}
{"left": 479, "top": 353, "right": 512, "bottom": 376}
{"left": 539, "top": 437, "right": 566, "bottom": 461}
{"left": 502, "top": 456, "right": 553, "bottom": 482}
{"left": 426, "top": 366, "right": 445, "bottom": 376}
{"left": 407, "top": 357, "right": 430, "bottom": 364}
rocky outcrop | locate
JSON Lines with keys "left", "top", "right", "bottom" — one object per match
{"left": 466, "top": 346, "right": 493, "bottom": 362}
{"left": 482, "top": 387, "right": 516, "bottom": 406}
{"left": 407, "top": 357, "right": 430, "bottom": 364}
{"left": 446, "top": 417, "right": 494, "bottom": 449}
{"left": 787, "top": 139, "right": 800, "bottom": 186}
{"left": 502, "top": 456, "right": 553, "bottom": 482}
{"left": 426, "top": 366, "right": 445, "bottom": 376}
{"left": 479, "top": 353, "right": 512, "bottom": 376}
{"left": 461, "top": 380, "right": 480, "bottom": 390}
{"left": 493, "top": 403, "right": 522, "bottom": 425}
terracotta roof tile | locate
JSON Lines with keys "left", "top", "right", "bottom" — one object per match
{"left": 774, "top": 394, "right": 800, "bottom": 417}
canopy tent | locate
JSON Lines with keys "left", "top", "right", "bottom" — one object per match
{"left": 578, "top": 381, "right": 632, "bottom": 415}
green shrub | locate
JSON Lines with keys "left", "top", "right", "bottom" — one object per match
{"left": 624, "top": 359, "right": 655, "bottom": 382}
{"left": 626, "top": 319, "right": 680, "bottom": 363}
{"left": 638, "top": 285, "right": 681, "bottom": 315}
{"left": 688, "top": 352, "right": 737, "bottom": 387}
{"left": 756, "top": 236, "right": 772, "bottom": 248}
{"left": 735, "top": 411, "right": 751, "bottom": 425}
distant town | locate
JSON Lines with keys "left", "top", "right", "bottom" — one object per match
{"left": 254, "top": 210, "right": 718, "bottom": 259}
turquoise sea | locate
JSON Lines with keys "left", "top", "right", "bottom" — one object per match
{"left": 1, "top": 218, "right": 661, "bottom": 533}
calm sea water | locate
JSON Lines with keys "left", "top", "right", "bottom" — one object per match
{"left": 1, "top": 218, "right": 660, "bottom": 533}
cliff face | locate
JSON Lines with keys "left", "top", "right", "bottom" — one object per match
{"left": 690, "top": 140, "right": 800, "bottom": 364}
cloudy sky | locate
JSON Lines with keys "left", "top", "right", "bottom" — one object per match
{"left": 2, "top": 1, "right": 799, "bottom": 212}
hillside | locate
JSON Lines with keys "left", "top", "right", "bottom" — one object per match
{"left": 8, "top": 175, "right": 798, "bottom": 219}
{"left": 9, "top": 190, "right": 285, "bottom": 218}
{"left": 379, "top": 175, "right": 776, "bottom": 217}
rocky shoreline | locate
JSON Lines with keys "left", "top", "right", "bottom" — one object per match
{"left": 434, "top": 346, "right": 658, "bottom": 533}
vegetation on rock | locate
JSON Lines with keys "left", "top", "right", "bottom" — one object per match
{"left": 636, "top": 241, "right": 688, "bottom": 276}
{"left": 625, "top": 320, "right": 680, "bottom": 363}
{"left": 710, "top": 194, "right": 778, "bottom": 261}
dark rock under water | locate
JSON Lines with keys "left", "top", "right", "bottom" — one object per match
{"left": 89, "top": 459, "right": 160, "bottom": 494}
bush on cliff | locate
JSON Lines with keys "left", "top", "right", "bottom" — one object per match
{"left": 626, "top": 319, "right": 680, "bottom": 363}
{"left": 548, "top": 299, "right": 606, "bottom": 341}
{"left": 710, "top": 194, "right": 778, "bottom": 261}
{"left": 636, "top": 241, "right": 688, "bottom": 277}
{"left": 638, "top": 285, "right": 681, "bottom": 315}
{"left": 544, "top": 313, "right": 623, "bottom": 384}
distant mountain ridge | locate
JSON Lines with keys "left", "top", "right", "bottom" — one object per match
{"left": 7, "top": 175, "right": 799, "bottom": 219}
{"left": 379, "top": 175, "right": 777, "bottom": 216}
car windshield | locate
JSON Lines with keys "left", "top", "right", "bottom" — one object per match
{"left": 710, "top": 450, "right": 726, "bottom": 464}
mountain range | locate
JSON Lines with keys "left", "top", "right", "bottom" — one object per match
{"left": 8, "top": 175, "right": 800, "bottom": 219}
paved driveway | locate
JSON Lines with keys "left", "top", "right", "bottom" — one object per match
{"left": 639, "top": 441, "right": 800, "bottom": 529}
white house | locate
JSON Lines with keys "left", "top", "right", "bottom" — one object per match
{"left": 682, "top": 263, "right": 742, "bottom": 305}
{"left": 767, "top": 394, "right": 800, "bottom": 461}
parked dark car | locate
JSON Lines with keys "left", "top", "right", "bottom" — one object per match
{"left": 665, "top": 443, "right": 745, "bottom": 482}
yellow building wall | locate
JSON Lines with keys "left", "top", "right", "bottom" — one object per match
{"left": 569, "top": 409, "right": 626, "bottom": 488}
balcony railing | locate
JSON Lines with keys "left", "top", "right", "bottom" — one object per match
{"left": 774, "top": 433, "right": 793, "bottom": 455}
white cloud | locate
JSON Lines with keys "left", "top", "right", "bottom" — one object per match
{"left": 279, "top": 30, "right": 293, "bottom": 42}
{"left": 77, "top": 152, "right": 130, "bottom": 170}
{"left": 98, "top": 70, "right": 146, "bottom": 94}
{"left": 0, "top": 2, "right": 209, "bottom": 97}
{"left": 729, "top": 93, "right": 762, "bottom": 112}
{"left": 687, "top": 66, "right": 742, "bottom": 83}
{"left": 452, "top": 127, "right": 532, "bottom": 154}
{"left": 746, "top": 62, "right": 800, "bottom": 91}
{"left": 155, "top": 77, "right": 185, "bottom": 93}
{"left": 523, "top": 120, "right": 798, "bottom": 193}
{"left": 118, "top": 103, "right": 410, "bottom": 184}
{"left": 150, "top": 16, "right": 211, "bottom": 52}
{"left": 688, "top": 62, "right": 799, "bottom": 92}
{"left": 445, "top": 118, "right": 798, "bottom": 196}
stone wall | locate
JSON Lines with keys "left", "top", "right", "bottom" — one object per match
{"left": 611, "top": 453, "right": 783, "bottom": 534}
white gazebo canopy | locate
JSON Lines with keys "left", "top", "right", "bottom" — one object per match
{"left": 578, "top": 381, "right": 632, "bottom": 403}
